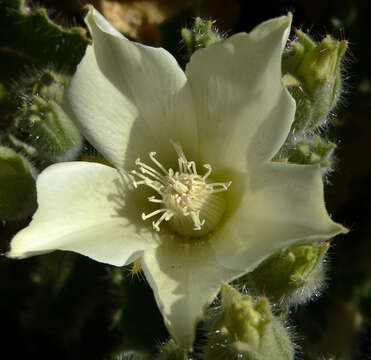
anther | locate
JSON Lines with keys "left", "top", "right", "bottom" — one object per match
{"left": 152, "top": 211, "right": 173, "bottom": 231}
{"left": 203, "top": 164, "right": 212, "bottom": 180}
{"left": 142, "top": 208, "right": 167, "bottom": 221}
{"left": 148, "top": 196, "right": 163, "bottom": 203}
{"left": 206, "top": 181, "right": 232, "bottom": 192}
{"left": 149, "top": 152, "right": 168, "bottom": 174}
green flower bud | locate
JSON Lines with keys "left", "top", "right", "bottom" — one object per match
{"left": 182, "top": 17, "right": 222, "bottom": 56}
{"left": 283, "top": 30, "right": 347, "bottom": 132}
{"left": 244, "top": 242, "right": 329, "bottom": 306}
{"left": 11, "top": 69, "right": 83, "bottom": 163}
{"left": 0, "top": 146, "right": 36, "bottom": 220}
{"left": 1, "top": 0, "right": 89, "bottom": 78}
{"left": 287, "top": 135, "right": 336, "bottom": 168}
{"left": 203, "top": 283, "right": 295, "bottom": 360}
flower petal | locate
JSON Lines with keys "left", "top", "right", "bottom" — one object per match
{"left": 64, "top": 45, "right": 138, "bottom": 170}
{"left": 185, "top": 15, "right": 295, "bottom": 173}
{"left": 212, "top": 163, "right": 348, "bottom": 271}
{"left": 7, "top": 162, "right": 157, "bottom": 266}
{"left": 141, "top": 238, "right": 243, "bottom": 348}
{"left": 65, "top": 6, "right": 198, "bottom": 170}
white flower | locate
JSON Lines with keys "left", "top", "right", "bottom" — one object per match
{"left": 7, "top": 6, "right": 347, "bottom": 347}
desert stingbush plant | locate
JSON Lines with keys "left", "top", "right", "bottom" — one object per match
{"left": 5, "top": 4, "right": 348, "bottom": 357}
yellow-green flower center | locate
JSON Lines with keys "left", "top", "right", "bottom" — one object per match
{"left": 131, "top": 140, "right": 231, "bottom": 237}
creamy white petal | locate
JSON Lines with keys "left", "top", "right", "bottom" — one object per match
{"left": 7, "top": 162, "right": 158, "bottom": 266}
{"left": 211, "top": 163, "right": 348, "bottom": 271}
{"left": 141, "top": 237, "right": 243, "bottom": 348}
{"left": 185, "top": 15, "right": 295, "bottom": 174}
{"left": 65, "top": 45, "right": 138, "bottom": 169}
{"left": 66, "top": 6, "right": 198, "bottom": 169}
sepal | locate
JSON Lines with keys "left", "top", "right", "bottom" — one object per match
{"left": 244, "top": 242, "right": 329, "bottom": 306}
{"left": 203, "top": 283, "right": 295, "bottom": 360}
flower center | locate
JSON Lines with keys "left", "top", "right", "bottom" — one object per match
{"left": 131, "top": 140, "right": 231, "bottom": 237}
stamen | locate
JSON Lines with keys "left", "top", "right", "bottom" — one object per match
{"left": 188, "top": 161, "right": 197, "bottom": 175}
{"left": 142, "top": 208, "right": 168, "bottom": 220}
{"left": 152, "top": 211, "right": 174, "bottom": 232}
{"left": 149, "top": 152, "right": 168, "bottom": 175}
{"left": 203, "top": 164, "right": 212, "bottom": 180}
{"left": 178, "top": 157, "right": 185, "bottom": 173}
{"left": 131, "top": 170, "right": 164, "bottom": 194}
{"left": 206, "top": 181, "right": 232, "bottom": 193}
{"left": 144, "top": 181, "right": 165, "bottom": 195}
{"left": 147, "top": 196, "right": 163, "bottom": 203}
{"left": 190, "top": 210, "right": 205, "bottom": 231}
{"left": 139, "top": 167, "right": 166, "bottom": 183}
{"left": 132, "top": 179, "right": 146, "bottom": 188}
{"left": 131, "top": 140, "right": 232, "bottom": 236}
{"left": 136, "top": 158, "right": 167, "bottom": 183}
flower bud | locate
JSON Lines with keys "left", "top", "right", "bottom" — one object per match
{"left": 0, "top": 146, "right": 37, "bottom": 220}
{"left": 244, "top": 242, "right": 329, "bottom": 306}
{"left": 181, "top": 17, "right": 222, "bottom": 56}
{"left": 11, "top": 69, "right": 83, "bottom": 163}
{"left": 203, "top": 283, "right": 295, "bottom": 360}
{"left": 283, "top": 30, "right": 347, "bottom": 132}
{"left": 287, "top": 135, "right": 336, "bottom": 168}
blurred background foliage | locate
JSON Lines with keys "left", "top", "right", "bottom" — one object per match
{"left": 0, "top": 0, "right": 370, "bottom": 359}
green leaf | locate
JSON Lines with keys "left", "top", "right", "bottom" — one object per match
{"left": 0, "top": 145, "right": 36, "bottom": 220}
{"left": 0, "top": 0, "right": 89, "bottom": 83}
